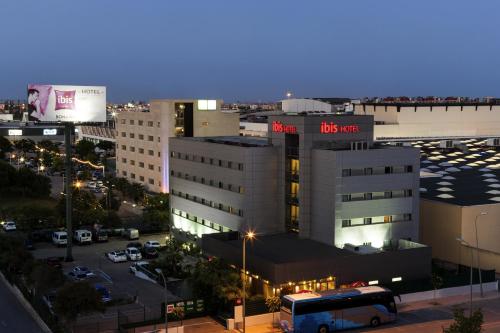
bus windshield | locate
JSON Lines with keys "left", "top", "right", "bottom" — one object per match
{"left": 281, "top": 298, "right": 293, "bottom": 313}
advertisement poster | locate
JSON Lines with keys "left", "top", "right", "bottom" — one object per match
{"left": 27, "top": 84, "right": 106, "bottom": 123}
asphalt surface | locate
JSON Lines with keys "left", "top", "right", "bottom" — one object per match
{"left": 0, "top": 277, "right": 45, "bottom": 333}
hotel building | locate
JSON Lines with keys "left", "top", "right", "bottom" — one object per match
{"left": 115, "top": 99, "right": 239, "bottom": 192}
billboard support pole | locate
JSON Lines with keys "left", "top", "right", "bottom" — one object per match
{"left": 64, "top": 123, "right": 74, "bottom": 262}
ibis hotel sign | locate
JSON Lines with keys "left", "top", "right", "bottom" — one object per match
{"left": 27, "top": 84, "right": 106, "bottom": 123}
{"left": 272, "top": 120, "right": 361, "bottom": 134}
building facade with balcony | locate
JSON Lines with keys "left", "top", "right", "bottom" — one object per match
{"left": 170, "top": 114, "right": 421, "bottom": 249}
{"left": 115, "top": 99, "right": 239, "bottom": 192}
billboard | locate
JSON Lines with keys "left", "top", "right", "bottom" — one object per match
{"left": 27, "top": 84, "right": 106, "bottom": 123}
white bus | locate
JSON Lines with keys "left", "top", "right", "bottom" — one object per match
{"left": 280, "top": 286, "right": 397, "bottom": 333}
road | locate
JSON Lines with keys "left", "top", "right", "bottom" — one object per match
{"left": 0, "top": 276, "right": 46, "bottom": 333}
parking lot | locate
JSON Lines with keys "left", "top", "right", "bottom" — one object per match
{"left": 31, "top": 233, "right": 180, "bottom": 328}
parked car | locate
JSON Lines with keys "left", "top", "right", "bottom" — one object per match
{"left": 67, "top": 271, "right": 89, "bottom": 281}
{"left": 87, "top": 181, "right": 97, "bottom": 189}
{"left": 73, "top": 230, "right": 92, "bottom": 245}
{"left": 127, "top": 242, "right": 142, "bottom": 251}
{"left": 92, "top": 229, "right": 108, "bottom": 242}
{"left": 144, "top": 240, "right": 161, "bottom": 249}
{"left": 52, "top": 231, "right": 68, "bottom": 247}
{"left": 91, "top": 187, "right": 101, "bottom": 193}
{"left": 122, "top": 228, "right": 139, "bottom": 240}
{"left": 129, "top": 261, "right": 150, "bottom": 274}
{"left": 125, "top": 247, "right": 142, "bottom": 261}
{"left": 2, "top": 221, "right": 16, "bottom": 231}
{"left": 142, "top": 247, "right": 159, "bottom": 259}
{"left": 46, "top": 257, "right": 63, "bottom": 269}
{"left": 24, "top": 239, "right": 35, "bottom": 250}
{"left": 107, "top": 250, "right": 127, "bottom": 263}
{"left": 95, "top": 284, "right": 111, "bottom": 303}
{"left": 96, "top": 180, "right": 104, "bottom": 188}
{"left": 71, "top": 266, "right": 95, "bottom": 277}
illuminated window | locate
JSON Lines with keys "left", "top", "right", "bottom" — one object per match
{"left": 197, "top": 99, "right": 217, "bottom": 110}
{"left": 384, "top": 215, "right": 392, "bottom": 223}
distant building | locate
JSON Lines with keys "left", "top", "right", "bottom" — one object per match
{"left": 354, "top": 100, "right": 500, "bottom": 141}
{"left": 115, "top": 99, "right": 239, "bottom": 192}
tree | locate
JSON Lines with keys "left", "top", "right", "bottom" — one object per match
{"left": 29, "top": 262, "right": 65, "bottom": 297}
{"left": 38, "top": 140, "right": 60, "bottom": 153}
{"left": 266, "top": 296, "right": 281, "bottom": 329}
{"left": 151, "top": 240, "right": 185, "bottom": 278}
{"left": 443, "top": 308, "right": 483, "bottom": 333}
{"left": 432, "top": 273, "right": 444, "bottom": 300}
{"left": 96, "top": 141, "right": 114, "bottom": 151}
{"left": 54, "top": 282, "right": 105, "bottom": 326}
{"left": 142, "top": 209, "right": 170, "bottom": 232}
{"left": 0, "top": 234, "right": 34, "bottom": 275}
{"left": 144, "top": 193, "right": 169, "bottom": 210}
{"left": 190, "top": 258, "right": 242, "bottom": 313}
{"left": 75, "top": 140, "right": 95, "bottom": 158}
{"left": 57, "top": 189, "right": 106, "bottom": 227}
{"left": 14, "top": 138, "right": 35, "bottom": 153}
{"left": 0, "top": 136, "right": 13, "bottom": 159}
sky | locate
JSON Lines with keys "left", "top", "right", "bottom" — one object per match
{"left": 1, "top": 0, "right": 499, "bottom": 102}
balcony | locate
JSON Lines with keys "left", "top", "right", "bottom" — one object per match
{"left": 286, "top": 194, "right": 299, "bottom": 205}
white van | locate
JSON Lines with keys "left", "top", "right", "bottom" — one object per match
{"left": 74, "top": 230, "right": 92, "bottom": 245}
{"left": 52, "top": 231, "right": 68, "bottom": 246}
{"left": 122, "top": 228, "right": 139, "bottom": 240}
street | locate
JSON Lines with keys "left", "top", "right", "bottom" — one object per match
{"left": 0, "top": 275, "right": 46, "bottom": 333}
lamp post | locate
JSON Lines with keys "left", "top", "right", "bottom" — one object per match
{"left": 156, "top": 268, "right": 168, "bottom": 332}
{"left": 457, "top": 237, "right": 474, "bottom": 316}
{"left": 242, "top": 230, "right": 255, "bottom": 333}
{"left": 474, "top": 212, "right": 487, "bottom": 297}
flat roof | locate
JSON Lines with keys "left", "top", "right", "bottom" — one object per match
{"left": 178, "top": 136, "right": 271, "bottom": 147}
{"left": 285, "top": 286, "right": 388, "bottom": 301}
{"left": 413, "top": 139, "right": 500, "bottom": 206}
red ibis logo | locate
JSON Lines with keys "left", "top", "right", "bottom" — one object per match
{"left": 320, "top": 121, "right": 360, "bottom": 134}
{"left": 272, "top": 121, "right": 297, "bottom": 134}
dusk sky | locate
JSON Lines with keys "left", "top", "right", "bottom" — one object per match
{"left": 1, "top": 0, "right": 499, "bottom": 102}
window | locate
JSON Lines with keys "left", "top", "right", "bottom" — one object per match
{"left": 130, "top": 160, "right": 135, "bottom": 166}
{"left": 201, "top": 157, "right": 205, "bottom": 163}
{"left": 121, "top": 132, "right": 126, "bottom": 137}
{"left": 157, "top": 122, "right": 160, "bottom": 127}
{"left": 342, "top": 219, "right": 351, "bottom": 227}
{"left": 364, "top": 167, "right": 373, "bottom": 175}
{"left": 238, "top": 163, "right": 244, "bottom": 171}
{"left": 139, "top": 148, "right": 144, "bottom": 154}
{"left": 384, "top": 215, "right": 392, "bottom": 223}
{"left": 148, "top": 136, "right": 154, "bottom": 141}
{"left": 139, "top": 162, "right": 144, "bottom": 168}
{"left": 120, "top": 119, "right": 126, "bottom": 124}
{"left": 405, "top": 189, "right": 413, "bottom": 197}
{"left": 129, "top": 119, "right": 134, "bottom": 125}
{"left": 228, "top": 161, "right": 232, "bottom": 169}
{"left": 139, "top": 176, "right": 144, "bottom": 181}
{"left": 148, "top": 150, "right": 154, "bottom": 156}
{"left": 158, "top": 166, "right": 161, "bottom": 172}
{"left": 158, "top": 152, "right": 161, "bottom": 158}
{"left": 350, "top": 193, "right": 364, "bottom": 201}
{"left": 218, "top": 160, "right": 222, "bottom": 167}
{"left": 239, "top": 186, "right": 245, "bottom": 194}
{"left": 131, "top": 173, "right": 136, "bottom": 179}
{"left": 406, "top": 165, "right": 413, "bottom": 172}
{"left": 157, "top": 137, "right": 161, "bottom": 142}
{"left": 342, "top": 194, "right": 351, "bottom": 202}
{"left": 385, "top": 166, "right": 393, "bottom": 174}
{"left": 121, "top": 158, "right": 127, "bottom": 163}
{"left": 130, "top": 146, "right": 135, "bottom": 152}
{"left": 210, "top": 158, "right": 214, "bottom": 165}
{"left": 148, "top": 121, "right": 153, "bottom": 127}
{"left": 384, "top": 191, "right": 392, "bottom": 198}
{"left": 148, "top": 178, "right": 154, "bottom": 185}
{"left": 170, "top": 170, "right": 174, "bottom": 176}
{"left": 364, "top": 193, "right": 372, "bottom": 200}
{"left": 148, "top": 164, "right": 154, "bottom": 170}
{"left": 129, "top": 133, "right": 135, "bottom": 138}
{"left": 121, "top": 145, "right": 126, "bottom": 150}
{"left": 122, "top": 171, "right": 127, "bottom": 176}
{"left": 139, "top": 134, "right": 144, "bottom": 140}
{"left": 138, "top": 120, "right": 143, "bottom": 126}
{"left": 342, "top": 169, "right": 351, "bottom": 177}
{"left": 218, "top": 182, "right": 223, "bottom": 188}
{"left": 364, "top": 217, "right": 372, "bottom": 225}
{"left": 171, "top": 151, "right": 175, "bottom": 158}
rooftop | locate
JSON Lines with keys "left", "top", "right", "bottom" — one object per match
{"left": 408, "top": 139, "right": 500, "bottom": 206}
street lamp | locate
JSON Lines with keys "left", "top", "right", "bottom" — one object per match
{"left": 242, "top": 230, "right": 255, "bottom": 333}
{"left": 457, "top": 237, "right": 474, "bottom": 316}
{"left": 74, "top": 181, "right": 82, "bottom": 189}
{"left": 155, "top": 268, "right": 168, "bottom": 332}
{"left": 474, "top": 212, "right": 487, "bottom": 297}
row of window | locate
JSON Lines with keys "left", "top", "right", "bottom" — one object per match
{"left": 171, "top": 189, "right": 244, "bottom": 217}
{"left": 172, "top": 208, "right": 232, "bottom": 233}
{"left": 342, "top": 165, "right": 413, "bottom": 177}
{"left": 170, "top": 170, "right": 244, "bottom": 194}
{"left": 341, "top": 214, "right": 412, "bottom": 227}
{"left": 120, "top": 132, "right": 160, "bottom": 142}
{"left": 341, "top": 189, "right": 412, "bottom": 202}
{"left": 120, "top": 158, "right": 161, "bottom": 172}
{"left": 170, "top": 151, "right": 244, "bottom": 171}
{"left": 119, "top": 145, "right": 161, "bottom": 157}
{"left": 120, "top": 119, "right": 160, "bottom": 127}
{"left": 118, "top": 170, "right": 159, "bottom": 187}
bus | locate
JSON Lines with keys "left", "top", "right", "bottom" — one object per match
{"left": 280, "top": 286, "right": 397, "bottom": 333}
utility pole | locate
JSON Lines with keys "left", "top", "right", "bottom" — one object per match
{"left": 65, "top": 123, "right": 74, "bottom": 262}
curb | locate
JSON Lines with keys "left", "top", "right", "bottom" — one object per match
{"left": 0, "top": 271, "right": 52, "bottom": 333}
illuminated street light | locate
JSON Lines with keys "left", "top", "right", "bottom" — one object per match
{"left": 74, "top": 181, "right": 82, "bottom": 189}
{"left": 242, "top": 230, "right": 256, "bottom": 333}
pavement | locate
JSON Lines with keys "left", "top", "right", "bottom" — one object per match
{"left": 0, "top": 273, "right": 48, "bottom": 333}
{"left": 231, "top": 290, "right": 500, "bottom": 333}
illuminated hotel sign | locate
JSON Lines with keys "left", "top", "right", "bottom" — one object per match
{"left": 8, "top": 129, "right": 23, "bottom": 136}
{"left": 320, "top": 121, "right": 360, "bottom": 134}
{"left": 43, "top": 129, "right": 57, "bottom": 136}
{"left": 272, "top": 121, "right": 297, "bottom": 134}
